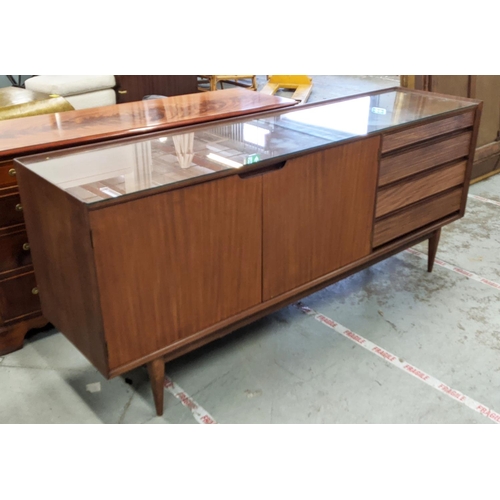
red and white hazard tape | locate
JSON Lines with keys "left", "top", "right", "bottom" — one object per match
{"left": 405, "top": 248, "right": 500, "bottom": 291}
{"left": 164, "top": 376, "right": 217, "bottom": 424}
{"left": 468, "top": 193, "right": 500, "bottom": 207}
{"left": 296, "top": 303, "right": 500, "bottom": 424}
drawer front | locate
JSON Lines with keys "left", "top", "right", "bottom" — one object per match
{"left": 0, "top": 160, "right": 17, "bottom": 189}
{"left": 373, "top": 187, "right": 462, "bottom": 247}
{"left": 379, "top": 130, "right": 472, "bottom": 186}
{"left": 0, "top": 272, "right": 40, "bottom": 323}
{"left": 376, "top": 160, "right": 467, "bottom": 218}
{"left": 0, "top": 230, "right": 32, "bottom": 275}
{"left": 0, "top": 191, "right": 24, "bottom": 228}
{"left": 382, "top": 111, "right": 475, "bottom": 153}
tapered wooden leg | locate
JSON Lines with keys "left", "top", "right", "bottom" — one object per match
{"left": 428, "top": 228, "right": 441, "bottom": 272}
{"left": 147, "top": 357, "right": 165, "bottom": 416}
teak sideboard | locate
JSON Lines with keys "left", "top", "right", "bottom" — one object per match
{"left": 14, "top": 88, "right": 482, "bottom": 416}
{"left": 0, "top": 89, "right": 296, "bottom": 355}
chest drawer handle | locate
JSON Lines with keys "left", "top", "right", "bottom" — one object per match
{"left": 32, "top": 287, "right": 39, "bottom": 295}
{"left": 15, "top": 203, "right": 23, "bottom": 212}
{"left": 8, "top": 168, "right": 16, "bottom": 177}
{"left": 23, "top": 242, "right": 30, "bottom": 251}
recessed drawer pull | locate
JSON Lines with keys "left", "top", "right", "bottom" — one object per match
{"left": 22, "top": 242, "right": 30, "bottom": 251}
{"left": 238, "top": 160, "right": 287, "bottom": 179}
{"left": 15, "top": 203, "right": 23, "bottom": 212}
{"left": 8, "top": 168, "right": 16, "bottom": 177}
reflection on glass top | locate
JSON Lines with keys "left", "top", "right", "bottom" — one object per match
{"left": 18, "top": 90, "right": 476, "bottom": 205}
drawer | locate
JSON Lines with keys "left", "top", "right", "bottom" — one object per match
{"left": 0, "top": 272, "right": 40, "bottom": 323}
{"left": 0, "top": 190, "right": 24, "bottom": 228}
{"left": 379, "top": 130, "right": 472, "bottom": 186}
{"left": 376, "top": 160, "right": 467, "bottom": 218}
{"left": 373, "top": 187, "right": 462, "bottom": 247}
{"left": 0, "top": 160, "right": 18, "bottom": 189}
{"left": 382, "top": 111, "right": 475, "bottom": 153}
{"left": 0, "top": 230, "right": 32, "bottom": 275}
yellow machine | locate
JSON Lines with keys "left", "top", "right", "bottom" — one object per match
{"left": 260, "top": 75, "right": 313, "bottom": 103}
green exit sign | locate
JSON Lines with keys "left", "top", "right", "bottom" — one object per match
{"left": 245, "top": 154, "right": 260, "bottom": 164}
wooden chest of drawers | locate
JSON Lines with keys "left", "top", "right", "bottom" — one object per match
{"left": 15, "top": 87, "right": 482, "bottom": 415}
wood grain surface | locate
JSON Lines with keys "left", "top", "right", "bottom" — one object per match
{"left": 262, "top": 137, "right": 380, "bottom": 300}
{"left": 0, "top": 190, "right": 24, "bottom": 228}
{"left": 382, "top": 111, "right": 474, "bottom": 153}
{"left": 89, "top": 174, "right": 263, "bottom": 370}
{"left": 376, "top": 160, "right": 467, "bottom": 217}
{"left": 16, "top": 166, "right": 109, "bottom": 374}
{"left": 0, "top": 89, "right": 296, "bottom": 160}
{"left": 379, "top": 131, "right": 472, "bottom": 186}
{"left": 373, "top": 187, "right": 462, "bottom": 247}
{"left": 0, "top": 160, "right": 17, "bottom": 189}
{"left": 115, "top": 75, "right": 199, "bottom": 103}
{"left": 0, "top": 229, "right": 31, "bottom": 274}
{"left": 0, "top": 271, "right": 39, "bottom": 323}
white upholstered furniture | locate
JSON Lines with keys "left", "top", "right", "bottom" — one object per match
{"left": 24, "top": 75, "right": 116, "bottom": 110}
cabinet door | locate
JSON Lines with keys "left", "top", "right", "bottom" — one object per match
{"left": 89, "top": 175, "right": 262, "bottom": 370}
{"left": 263, "top": 137, "right": 380, "bottom": 301}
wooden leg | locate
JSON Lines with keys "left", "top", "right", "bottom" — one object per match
{"left": 147, "top": 357, "right": 165, "bottom": 416}
{"left": 428, "top": 228, "right": 442, "bottom": 272}
{"left": 0, "top": 316, "right": 49, "bottom": 356}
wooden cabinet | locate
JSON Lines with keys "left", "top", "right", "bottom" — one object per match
{"left": 0, "top": 89, "right": 296, "bottom": 355}
{"left": 14, "top": 87, "right": 482, "bottom": 416}
{"left": 114, "top": 76, "right": 199, "bottom": 103}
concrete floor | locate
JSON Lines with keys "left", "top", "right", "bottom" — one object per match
{"left": 4, "top": 75, "right": 500, "bottom": 424}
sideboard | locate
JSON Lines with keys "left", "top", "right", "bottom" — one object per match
{"left": 0, "top": 89, "right": 296, "bottom": 355}
{"left": 15, "top": 87, "right": 482, "bottom": 416}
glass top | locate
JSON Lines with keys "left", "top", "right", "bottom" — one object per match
{"left": 17, "top": 89, "right": 476, "bottom": 205}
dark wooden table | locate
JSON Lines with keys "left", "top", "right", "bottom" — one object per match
{"left": 0, "top": 89, "right": 296, "bottom": 158}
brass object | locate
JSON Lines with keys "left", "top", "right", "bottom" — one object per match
{"left": 8, "top": 168, "right": 16, "bottom": 176}
{"left": 15, "top": 203, "right": 23, "bottom": 211}
{"left": 0, "top": 95, "right": 74, "bottom": 121}
{"left": 22, "top": 242, "right": 30, "bottom": 251}
{"left": 118, "top": 90, "right": 128, "bottom": 94}
{"left": 31, "top": 287, "right": 39, "bottom": 295}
